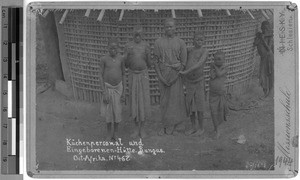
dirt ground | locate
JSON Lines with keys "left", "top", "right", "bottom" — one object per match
{"left": 35, "top": 76, "right": 274, "bottom": 171}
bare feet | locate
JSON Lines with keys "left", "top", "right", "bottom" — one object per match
{"left": 191, "top": 129, "right": 205, "bottom": 137}
{"left": 140, "top": 129, "right": 147, "bottom": 138}
{"left": 106, "top": 135, "right": 112, "bottom": 141}
{"left": 158, "top": 128, "right": 166, "bottom": 136}
{"left": 112, "top": 134, "right": 119, "bottom": 141}
{"left": 214, "top": 130, "right": 220, "bottom": 139}
{"left": 172, "top": 131, "right": 181, "bottom": 136}
{"left": 185, "top": 128, "right": 197, "bottom": 136}
{"left": 165, "top": 126, "right": 175, "bottom": 135}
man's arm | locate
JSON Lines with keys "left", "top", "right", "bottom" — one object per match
{"left": 270, "top": 37, "right": 274, "bottom": 54}
{"left": 99, "top": 57, "right": 109, "bottom": 104}
{"left": 256, "top": 33, "right": 273, "bottom": 53}
{"left": 253, "top": 32, "right": 262, "bottom": 46}
{"left": 167, "top": 39, "right": 187, "bottom": 71}
{"left": 99, "top": 57, "right": 105, "bottom": 91}
{"left": 153, "top": 40, "right": 170, "bottom": 86}
{"left": 123, "top": 43, "right": 130, "bottom": 68}
{"left": 179, "top": 39, "right": 187, "bottom": 71}
{"left": 215, "top": 65, "right": 228, "bottom": 77}
{"left": 121, "top": 57, "right": 126, "bottom": 101}
{"left": 153, "top": 60, "right": 170, "bottom": 86}
{"left": 180, "top": 49, "right": 209, "bottom": 75}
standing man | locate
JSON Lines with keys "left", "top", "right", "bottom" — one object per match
{"left": 153, "top": 18, "right": 187, "bottom": 135}
{"left": 254, "top": 21, "right": 274, "bottom": 97}
{"left": 124, "top": 26, "right": 152, "bottom": 139}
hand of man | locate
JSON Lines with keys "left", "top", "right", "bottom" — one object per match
{"left": 120, "top": 94, "right": 126, "bottom": 103}
{"left": 179, "top": 70, "right": 187, "bottom": 75}
{"left": 168, "top": 63, "right": 181, "bottom": 71}
{"left": 103, "top": 92, "right": 110, "bottom": 104}
{"left": 161, "top": 78, "right": 170, "bottom": 87}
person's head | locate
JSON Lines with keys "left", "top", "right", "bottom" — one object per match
{"left": 193, "top": 31, "right": 205, "bottom": 48}
{"left": 213, "top": 50, "right": 225, "bottom": 67}
{"left": 164, "top": 18, "right": 176, "bottom": 37}
{"left": 133, "top": 26, "right": 143, "bottom": 43}
{"left": 108, "top": 37, "right": 119, "bottom": 57}
{"left": 261, "top": 21, "right": 272, "bottom": 35}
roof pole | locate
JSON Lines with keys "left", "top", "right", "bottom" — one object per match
{"left": 247, "top": 9, "right": 255, "bottom": 19}
{"left": 119, "top": 9, "right": 124, "bottom": 21}
{"left": 97, "top": 9, "right": 105, "bottom": 21}
{"left": 197, "top": 9, "right": 203, "bottom": 17}
{"left": 59, "top": 10, "right": 69, "bottom": 24}
{"left": 85, "top": 9, "right": 91, "bottom": 17}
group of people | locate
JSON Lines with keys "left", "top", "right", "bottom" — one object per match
{"left": 98, "top": 18, "right": 273, "bottom": 141}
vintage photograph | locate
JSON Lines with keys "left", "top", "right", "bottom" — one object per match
{"left": 28, "top": 2, "right": 290, "bottom": 175}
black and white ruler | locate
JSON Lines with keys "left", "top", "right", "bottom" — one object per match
{"left": 1, "top": 7, "right": 22, "bottom": 178}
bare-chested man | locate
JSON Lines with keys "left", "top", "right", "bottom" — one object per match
{"left": 100, "top": 37, "right": 126, "bottom": 141}
{"left": 254, "top": 21, "right": 274, "bottom": 97}
{"left": 180, "top": 31, "right": 209, "bottom": 137}
{"left": 124, "top": 26, "right": 152, "bottom": 139}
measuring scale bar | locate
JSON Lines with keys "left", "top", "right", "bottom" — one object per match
{"left": 7, "top": 118, "right": 16, "bottom": 156}
{"left": 7, "top": 117, "right": 17, "bottom": 174}
{"left": 1, "top": 7, "right": 21, "bottom": 175}
{"left": 8, "top": 81, "right": 16, "bottom": 118}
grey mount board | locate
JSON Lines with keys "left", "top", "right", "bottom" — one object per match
{"left": 26, "top": 1, "right": 298, "bottom": 179}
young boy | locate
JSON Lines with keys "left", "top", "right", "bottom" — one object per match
{"left": 124, "top": 26, "right": 152, "bottom": 139}
{"left": 209, "top": 50, "right": 228, "bottom": 139}
{"left": 99, "top": 37, "right": 126, "bottom": 141}
{"left": 180, "top": 31, "right": 209, "bottom": 136}
{"left": 254, "top": 21, "right": 274, "bottom": 97}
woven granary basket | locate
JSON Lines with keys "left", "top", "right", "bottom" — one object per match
{"left": 52, "top": 9, "right": 265, "bottom": 104}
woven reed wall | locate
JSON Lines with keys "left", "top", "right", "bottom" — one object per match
{"left": 53, "top": 9, "right": 264, "bottom": 104}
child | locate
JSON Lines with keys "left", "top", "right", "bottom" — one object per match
{"left": 253, "top": 21, "right": 274, "bottom": 97}
{"left": 209, "top": 50, "right": 228, "bottom": 139}
{"left": 124, "top": 26, "right": 152, "bottom": 139}
{"left": 99, "top": 37, "right": 126, "bottom": 141}
{"left": 180, "top": 31, "right": 209, "bottom": 136}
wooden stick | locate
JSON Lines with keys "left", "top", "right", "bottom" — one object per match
{"left": 171, "top": 9, "right": 176, "bottom": 18}
{"left": 85, "top": 9, "right": 91, "bottom": 17}
{"left": 261, "top": 9, "right": 270, "bottom": 19}
{"left": 97, "top": 9, "right": 105, "bottom": 21}
{"left": 119, "top": 9, "right": 124, "bottom": 21}
{"left": 267, "top": 9, "right": 273, "bottom": 15}
{"left": 83, "top": 88, "right": 87, "bottom": 101}
{"left": 78, "top": 89, "right": 81, "bottom": 100}
{"left": 88, "top": 90, "right": 91, "bottom": 102}
{"left": 59, "top": 10, "right": 69, "bottom": 24}
{"left": 246, "top": 9, "right": 255, "bottom": 19}
{"left": 93, "top": 90, "right": 95, "bottom": 102}
{"left": 70, "top": 77, "right": 77, "bottom": 100}
{"left": 96, "top": 92, "right": 99, "bottom": 103}
{"left": 226, "top": 9, "right": 231, "bottom": 16}
{"left": 197, "top": 9, "right": 203, "bottom": 17}
{"left": 42, "top": 10, "right": 49, "bottom": 18}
